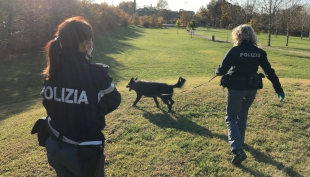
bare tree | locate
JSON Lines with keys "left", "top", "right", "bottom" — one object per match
{"left": 298, "top": 7, "right": 308, "bottom": 39}
{"left": 272, "top": 12, "right": 282, "bottom": 37}
{"left": 281, "top": 0, "right": 308, "bottom": 46}
{"left": 305, "top": 5, "right": 310, "bottom": 40}
{"left": 156, "top": 0, "right": 169, "bottom": 10}
{"left": 176, "top": 19, "right": 181, "bottom": 33}
{"left": 232, "top": 0, "right": 258, "bottom": 23}
{"left": 258, "top": 0, "right": 286, "bottom": 46}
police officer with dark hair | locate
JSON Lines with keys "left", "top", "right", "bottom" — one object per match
{"left": 41, "top": 16, "right": 121, "bottom": 176}
{"left": 215, "top": 24, "right": 285, "bottom": 166}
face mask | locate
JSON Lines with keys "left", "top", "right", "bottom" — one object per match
{"left": 86, "top": 40, "right": 93, "bottom": 56}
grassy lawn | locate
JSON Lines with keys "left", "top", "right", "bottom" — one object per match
{"left": 0, "top": 26, "right": 310, "bottom": 176}
{"left": 196, "top": 27, "right": 310, "bottom": 53}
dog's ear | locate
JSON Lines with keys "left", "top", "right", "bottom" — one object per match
{"left": 135, "top": 77, "right": 138, "bottom": 80}
{"left": 179, "top": 77, "right": 186, "bottom": 82}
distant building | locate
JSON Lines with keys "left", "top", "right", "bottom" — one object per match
{"left": 136, "top": 8, "right": 157, "bottom": 16}
{"left": 135, "top": 8, "right": 195, "bottom": 22}
{"left": 184, "top": 11, "right": 195, "bottom": 16}
{"left": 170, "top": 11, "right": 179, "bottom": 20}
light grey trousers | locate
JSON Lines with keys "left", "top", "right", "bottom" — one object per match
{"left": 45, "top": 137, "right": 105, "bottom": 177}
{"left": 225, "top": 89, "right": 257, "bottom": 151}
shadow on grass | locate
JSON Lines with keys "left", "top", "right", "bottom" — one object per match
{"left": 212, "top": 40, "right": 230, "bottom": 43}
{"left": 242, "top": 144, "right": 303, "bottom": 177}
{"left": 281, "top": 44, "right": 310, "bottom": 54}
{"left": 283, "top": 53, "right": 310, "bottom": 60}
{"left": 142, "top": 109, "right": 213, "bottom": 138}
{"left": 94, "top": 26, "right": 144, "bottom": 81}
{"left": 0, "top": 27, "right": 144, "bottom": 122}
{"left": 0, "top": 53, "right": 45, "bottom": 122}
{"left": 137, "top": 107, "right": 302, "bottom": 177}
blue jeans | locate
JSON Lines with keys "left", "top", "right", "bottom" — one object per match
{"left": 45, "top": 137, "right": 105, "bottom": 177}
{"left": 225, "top": 89, "right": 257, "bottom": 151}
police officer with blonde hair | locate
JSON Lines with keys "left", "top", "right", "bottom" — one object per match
{"left": 215, "top": 24, "right": 285, "bottom": 166}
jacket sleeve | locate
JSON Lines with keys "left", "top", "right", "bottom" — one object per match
{"left": 215, "top": 49, "right": 234, "bottom": 76}
{"left": 98, "top": 83, "right": 121, "bottom": 115}
{"left": 96, "top": 64, "right": 121, "bottom": 115}
{"left": 259, "top": 51, "right": 283, "bottom": 93}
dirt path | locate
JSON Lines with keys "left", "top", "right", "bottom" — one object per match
{"left": 192, "top": 31, "right": 310, "bottom": 56}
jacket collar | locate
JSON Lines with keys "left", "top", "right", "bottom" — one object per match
{"left": 240, "top": 40, "right": 254, "bottom": 46}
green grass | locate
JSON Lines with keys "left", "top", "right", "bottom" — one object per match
{"left": 197, "top": 27, "right": 310, "bottom": 52}
{"left": 0, "top": 26, "right": 310, "bottom": 176}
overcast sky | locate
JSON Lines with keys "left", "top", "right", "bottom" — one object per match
{"left": 93, "top": 0, "right": 211, "bottom": 12}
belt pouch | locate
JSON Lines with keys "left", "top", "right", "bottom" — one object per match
{"left": 220, "top": 74, "right": 231, "bottom": 88}
{"left": 30, "top": 117, "right": 50, "bottom": 147}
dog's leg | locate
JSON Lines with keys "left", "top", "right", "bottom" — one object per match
{"left": 153, "top": 97, "right": 160, "bottom": 108}
{"left": 161, "top": 97, "right": 171, "bottom": 112}
{"left": 169, "top": 98, "right": 174, "bottom": 107}
{"left": 133, "top": 94, "right": 142, "bottom": 107}
{"left": 168, "top": 96, "right": 174, "bottom": 112}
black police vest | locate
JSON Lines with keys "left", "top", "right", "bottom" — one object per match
{"left": 42, "top": 52, "right": 120, "bottom": 142}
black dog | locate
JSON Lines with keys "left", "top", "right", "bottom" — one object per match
{"left": 126, "top": 77, "right": 186, "bottom": 112}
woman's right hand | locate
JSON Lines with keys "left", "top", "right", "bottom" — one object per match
{"left": 277, "top": 92, "right": 285, "bottom": 102}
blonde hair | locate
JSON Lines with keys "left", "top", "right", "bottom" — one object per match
{"left": 232, "top": 24, "right": 258, "bottom": 46}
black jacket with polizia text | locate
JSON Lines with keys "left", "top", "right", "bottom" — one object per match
{"left": 41, "top": 52, "right": 121, "bottom": 143}
{"left": 215, "top": 41, "right": 283, "bottom": 93}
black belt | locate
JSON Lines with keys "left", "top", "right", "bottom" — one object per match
{"left": 231, "top": 77, "right": 248, "bottom": 81}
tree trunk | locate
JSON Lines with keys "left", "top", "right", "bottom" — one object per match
{"left": 213, "top": 18, "right": 216, "bottom": 28}
{"left": 268, "top": 33, "right": 271, "bottom": 46}
{"left": 267, "top": 5, "right": 271, "bottom": 46}
{"left": 268, "top": 27, "right": 271, "bottom": 46}
{"left": 286, "top": 29, "right": 289, "bottom": 46}
{"left": 6, "top": 2, "right": 13, "bottom": 53}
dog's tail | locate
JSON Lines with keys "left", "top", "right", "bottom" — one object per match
{"left": 173, "top": 77, "right": 186, "bottom": 88}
